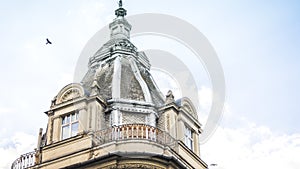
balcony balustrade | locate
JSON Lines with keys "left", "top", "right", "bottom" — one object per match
{"left": 11, "top": 151, "right": 35, "bottom": 169}
{"left": 93, "top": 124, "right": 176, "bottom": 147}
{"left": 11, "top": 124, "right": 175, "bottom": 169}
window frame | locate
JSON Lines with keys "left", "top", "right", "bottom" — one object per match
{"left": 184, "top": 124, "right": 194, "bottom": 150}
{"left": 61, "top": 111, "right": 79, "bottom": 140}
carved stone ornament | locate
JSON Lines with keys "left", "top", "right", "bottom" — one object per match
{"left": 165, "top": 90, "right": 175, "bottom": 104}
{"left": 55, "top": 83, "right": 84, "bottom": 104}
{"left": 91, "top": 79, "right": 100, "bottom": 96}
{"left": 113, "top": 40, "right": 137, "bottom": 52}
{"left": 61, "top": 89, "right": 81, "bottom": 102}
{"left": 101, "top": 163, "right": 165, "bottom": 169}
{"left": 178, "top": 97, "right": 198, "bottom": 119}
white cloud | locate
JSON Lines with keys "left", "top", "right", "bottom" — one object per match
{"left": 151, "top": 68, "right": 182, "bottom": 99}
{"left": 202, "top": 123, "right": 300, "bottom": 169}
{"left": 197, "top": 87, "right": 300, "bottom": 169}
{"left": 0, "top": 132, "right": 36, "bottom": 169}
{"left": 0, "top": 2, "right": 111, "bottom": 167}
{"left": 198, "top": 86, "right": 212, "bottom": 113}
{"left": 0, "top": 107, "right": 14, "bottom": 116}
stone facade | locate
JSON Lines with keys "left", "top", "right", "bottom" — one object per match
{"left": 11, "top": 1, "right": 207, "bottom": 169}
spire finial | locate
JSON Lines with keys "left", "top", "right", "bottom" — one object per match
{"left": 119, "top": 0, "right": 122, "bottom": 8}
{"left": 115, "top": 0, "right": 127, "bottom": 17}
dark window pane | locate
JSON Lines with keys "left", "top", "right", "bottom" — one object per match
{"left": 62, "top": 117, "right": 66, "bottom": 124}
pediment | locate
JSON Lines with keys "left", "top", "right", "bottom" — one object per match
{"left": 176, "top": 97, "right": 198, "bottom": 120}
{"left": 55, "top": 83, "right": 85, "bottom": 104}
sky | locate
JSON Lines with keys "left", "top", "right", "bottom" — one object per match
{"left": 0, "top": 0, "right": 300, "bottom": 169}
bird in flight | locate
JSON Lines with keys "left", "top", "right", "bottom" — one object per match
{"left": 46, "top": 38, "right": 52, "bottom": 45}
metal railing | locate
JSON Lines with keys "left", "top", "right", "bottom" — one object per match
{"left": 93, "top": 124, "right": 176, "bottom": 147}
{"left": 11, "top": 151, "right": 35, "bottom": 169}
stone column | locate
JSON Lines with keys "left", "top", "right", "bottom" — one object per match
{"left": 148, "top": 112, "right": 156, "bottom": 127}
{"left": 78, "top": 108, "right": 87, "bottom": 133}
{"left": 177, "top": 119, "right": 185, "bottom": 142}
{"left": 193, "top": 133, "right": 200, "bottom": 155}
{"left": 46, "top": 111, "right": 54, "bottom": 144}
{"left": 111, "top": 109, "right": 120, "bottom": 126}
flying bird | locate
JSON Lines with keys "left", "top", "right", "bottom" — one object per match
{"left": 46, "top": 38, "right": 52, "bottom": 45}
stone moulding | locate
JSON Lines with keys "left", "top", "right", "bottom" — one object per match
{"left": 55, "top": 83, "right": 85, "bottom": 105}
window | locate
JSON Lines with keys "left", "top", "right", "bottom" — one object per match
{"left": 184, "top": 125, "right": 193, "bottom": 150}
{"left": 61, "top": 112, "right": 79, "bottom": 140}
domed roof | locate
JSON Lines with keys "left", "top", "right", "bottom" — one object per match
{"left": 81, "top": 15, "right": 164, "bottom": 107}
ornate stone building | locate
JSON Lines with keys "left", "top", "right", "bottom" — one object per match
{"left": 12, "top": 1, "right": 207, "bottom": 169}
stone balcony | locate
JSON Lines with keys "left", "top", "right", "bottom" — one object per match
{"left": 93, "top": 124, "right": 175, "bottom": 147}
{"left": 11, "top": 151, "right": 36, "bottom": 169}
{"left": 11, "top": 124, "right": 176, "bottom": 169}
